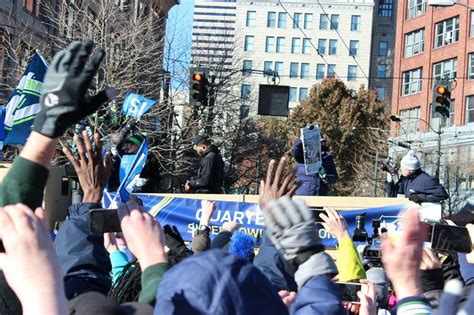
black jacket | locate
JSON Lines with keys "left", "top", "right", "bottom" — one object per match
{"left": 386, "top": 169, "right": 448, "bottom": 202}
{"left": 188, "top": 145, "right": 224, "bottom": 194}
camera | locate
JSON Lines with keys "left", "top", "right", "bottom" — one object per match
{"left": 380, "top": 158, "right": 398, "bottom": 175}
{"left": 352, "top": 214, "right": 385, "bottom": 267}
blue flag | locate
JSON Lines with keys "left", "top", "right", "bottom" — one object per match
{"left": 117, "top": 141, "right": 148, "bottom": 202}
{"left": 3, "top": 52, "right": 48, "bottom": 144}
{"left": 121, "top": 92, "right": 155, "bottom": 119}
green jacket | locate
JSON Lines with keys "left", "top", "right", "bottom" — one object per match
{"left": 139, "top": 263, "right": 170, "bottom": 305}
{"left": 0, "top": 157, "right": 48, "bottom": 208}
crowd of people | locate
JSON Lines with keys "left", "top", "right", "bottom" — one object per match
{"left": 0, "top": 40, "right": 473, "bottom": 315}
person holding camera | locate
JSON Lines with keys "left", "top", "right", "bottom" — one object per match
{"left": 384, "top": 150, "right": 448, "bottom": 204}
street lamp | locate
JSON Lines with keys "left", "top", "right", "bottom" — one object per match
{"left": 389, "top": 115, "right": 443, "bottom": 179}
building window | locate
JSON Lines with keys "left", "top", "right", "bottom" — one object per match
{"left": 244, "top": 36, "right": 254, "bottom": 51}
{"left": 278, "top": 12, "right": 286, "bottom": 28}
{"left": 293, "top": 13, "right": 302, "bottom": 28}
{"left": 467, "top": 96, "right": 474, "bottom": 124}
{"left": 246, "top": 11, "right": 256, "bottom": 27}
{"left": 349, "top": 40, "right": 359, "bottom": 56}
{"left": 318, "top": 39, "right": 327, "bottom": 54}
{"left": 329, "top": 39, "right": 337, "bottom": 55}
{"left": 299, "top": 88, "right": 309, "bottom": 101}
{"left": 348, "top": 65, "right": 357, "bottom": 81}
{"left": 264, "top": 61, "right": 273, "bottom": 76}
{"left": 377, "top": 64, "right": 387, "bottom": 78}
{"left": 289, "top": 87, "right": 297, "bottom": 101}
{"left": 379, "top": 41, "right": 388, "bottom": 56}
{"left": 399, "top": 107, "right": 420, "bottom": 132}
{"left": 291, "top": 38, "right": 301, "bottom": 53}
{"left": 433, "top": 58, "right": 457, "bottom": 83}
{"left": 276, "top": 37, "right": 285, "bottom": 52}
{"left": 290, "top": 62, "right": 299, "bottom": 78}
{"left": 302, "top": 38, "right": 310, "bottom": 54}
{"left": 468, "top": 53, "right": 474, "bottom": 80}
{"left": 351, "top": 15, "right": 361, "bottom": 31}
{"left": 471, "top": 11, "right": 474, "bottom": 37}
{"left": 434, "top": 16, "right": 459, "bottom": 48}
{"left": 320, "top": 14, "right": 329, "bottom": 30}
{"left": 402, "top": 68, "right": 422, "bottom": 96}
{"left": 330, "top": 15, "right": 339, "bottom": 30}
{"left": 379, "top": 0, "right": 393, "bottom": 17}
{"left": 23, "top": 0, "right": 39, "bottom": 16}
{"left": 240, "top": 105, "right": 250, "bottom": 120}
{"left": 301, "top": 63, "right": 309, "bottom": 78}
{"left": 267, "top": 12, "right": 276, "bottom": 27}
{"left": 265, "top": 36, "right": 275, "bottom": 52}
{"left": 376, "top": 87, "right": 385, "bottom": 100}
{"left": 275, "top": 61, "right": 283, "bottom": 75}
{"left": 316, "top": 64, "right": 325, "bottom": 79}
{"left": 407, "top": 0, "right": 426, "bottom": 19}
{"left": 241, "top": 84, "right": 251, "bottom": 99}
{"left": 304, "top": 13, "right": 313, "bottom": 29}
{"left": 243, "top": 60, "right": 252, "bottom": 76}
{"left": 328, "top": 64, "right": 336, "bottom": 77}
{"left": 404, "top": 29, "right": 424, "bottom": 58}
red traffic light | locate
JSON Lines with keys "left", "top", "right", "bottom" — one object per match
{"left": 192, "top": 73, "right": 203, "bottom": 81}
{"left": 436, "top": 86, "right": 447, "bottom": 95}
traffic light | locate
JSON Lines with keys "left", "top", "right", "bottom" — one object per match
{"left": 190, "top": 69, "right": 209, "bottom": 106}
{"left": 433, "top": 79, "right": 451, "bottom": 118}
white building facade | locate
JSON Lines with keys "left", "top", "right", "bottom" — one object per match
{"left": 235, "top": 0, "right": 375, "bottom": 109}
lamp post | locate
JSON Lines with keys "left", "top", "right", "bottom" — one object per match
{"left": 389, "top": 115, "right": 443, "bottom": 179}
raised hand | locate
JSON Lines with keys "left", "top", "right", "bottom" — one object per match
{"left": 0, "top": 204, "right": 67, "bottom": 315}
{"left": 259, "top": 157, "right": 297, "bottom": 210}
{"left": 33, "top": 40, "right": 118, "bottom": 138}
{"left": 320, "top": 207, "right": 350, "bottom": 241}
{"left": 62, "top": 131, "right": 111, "bottom": 203}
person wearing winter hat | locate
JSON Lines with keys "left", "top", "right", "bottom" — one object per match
{"left": 384, "top": 150, "right": 448, "bottom": 204}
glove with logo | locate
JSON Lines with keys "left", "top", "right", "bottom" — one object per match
{"left": 33, "top": 40, "right": 118, "bottom": 138}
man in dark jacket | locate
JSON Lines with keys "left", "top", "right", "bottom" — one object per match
{"left": 185, "top": 135, "right": 224, "bottom": 194}
{"left": 291, "top": 137, "right": 338, "bottom": 196}
{"left": 385, "top": 150, "right": 448, "bottom": 203}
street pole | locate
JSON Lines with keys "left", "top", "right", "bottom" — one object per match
{"left": 436, "top": 121, "right": 442, "bottom": 179}
{"left": 374, "top": 150, "right": 379, "bottom": 197}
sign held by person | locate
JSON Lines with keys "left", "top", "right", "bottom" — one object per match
{"left": 300, "top": 125, "right": 322, "bottom": 175}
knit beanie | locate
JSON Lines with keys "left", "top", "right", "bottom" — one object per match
{"left": 400, "top": 150, "right": 421, "bottom": 170}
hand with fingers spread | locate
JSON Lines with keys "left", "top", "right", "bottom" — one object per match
{"left": 319, "top": 207, "right": 349, "bottom": 241}
{"left": 62, "top": 131, "right": 111, "bottom": 203}
{"left": 259, "top": 157, "right": 298, "bottom": 210}
{"left": 33, "top": 40, "right": 118, "bottom": 138}
{"left": 118, "top": 200, "right": 167, "bottom": 271}
{"left": 0, "top": 204, "right": 67, "bottom": 315}
{"left": 381, "top": 207, "right": 427, "bottom": 300}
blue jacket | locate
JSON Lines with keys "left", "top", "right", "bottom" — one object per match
{"left": 54, "top": 202, "right": 112, "bottom": 299}
{"left": 291, "top": 139, "right": 338, "bottom": 196}
{"left": 253, "top": 232, "right": 298, "bottom": 292}
{"left": 386, "top": 169, "right": 448, "bottom": 202}
{"left": 290, "top": 275, "right": 345, "bottom": 315}
{"left": 154, "top": 249, "right": 288, "bottom": 315}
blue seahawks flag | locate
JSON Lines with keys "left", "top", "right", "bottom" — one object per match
{"left": 3, "top": 52, "right": 48, "bottom": 144}
{"left": 116, "top": 140, "right": 148, "bottom": 202}
{"left": 121, "top": 92, "right": 155, "bottom": 119}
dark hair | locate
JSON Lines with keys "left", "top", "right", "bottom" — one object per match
{"left": 108, "top": 260, "right": 142, "bottom": 303}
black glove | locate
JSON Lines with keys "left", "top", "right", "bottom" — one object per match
{"left": 33, "top": 40, "right": 118, "bottom": 138}
{"left": 409, "top": 193, "right": 424, "bottom": 203}
{"left": 163, "top": 225, "right": 187, "bottom": 251}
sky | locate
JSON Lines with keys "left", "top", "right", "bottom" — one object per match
{"left": 164, "top": 0, "right": 195, "bottom": 90}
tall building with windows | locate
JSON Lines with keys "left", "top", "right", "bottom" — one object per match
{"left": 235, "top": 0, "right": 375, "bottom": 109}
{"left": 369, "top": 0, "right": 397, "bottom": 107}
{"left": 390, "top": 0, "right": 474, "bottom": 208}
{"left": 191, "top": 1, "right": 237, "bottom": 78}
